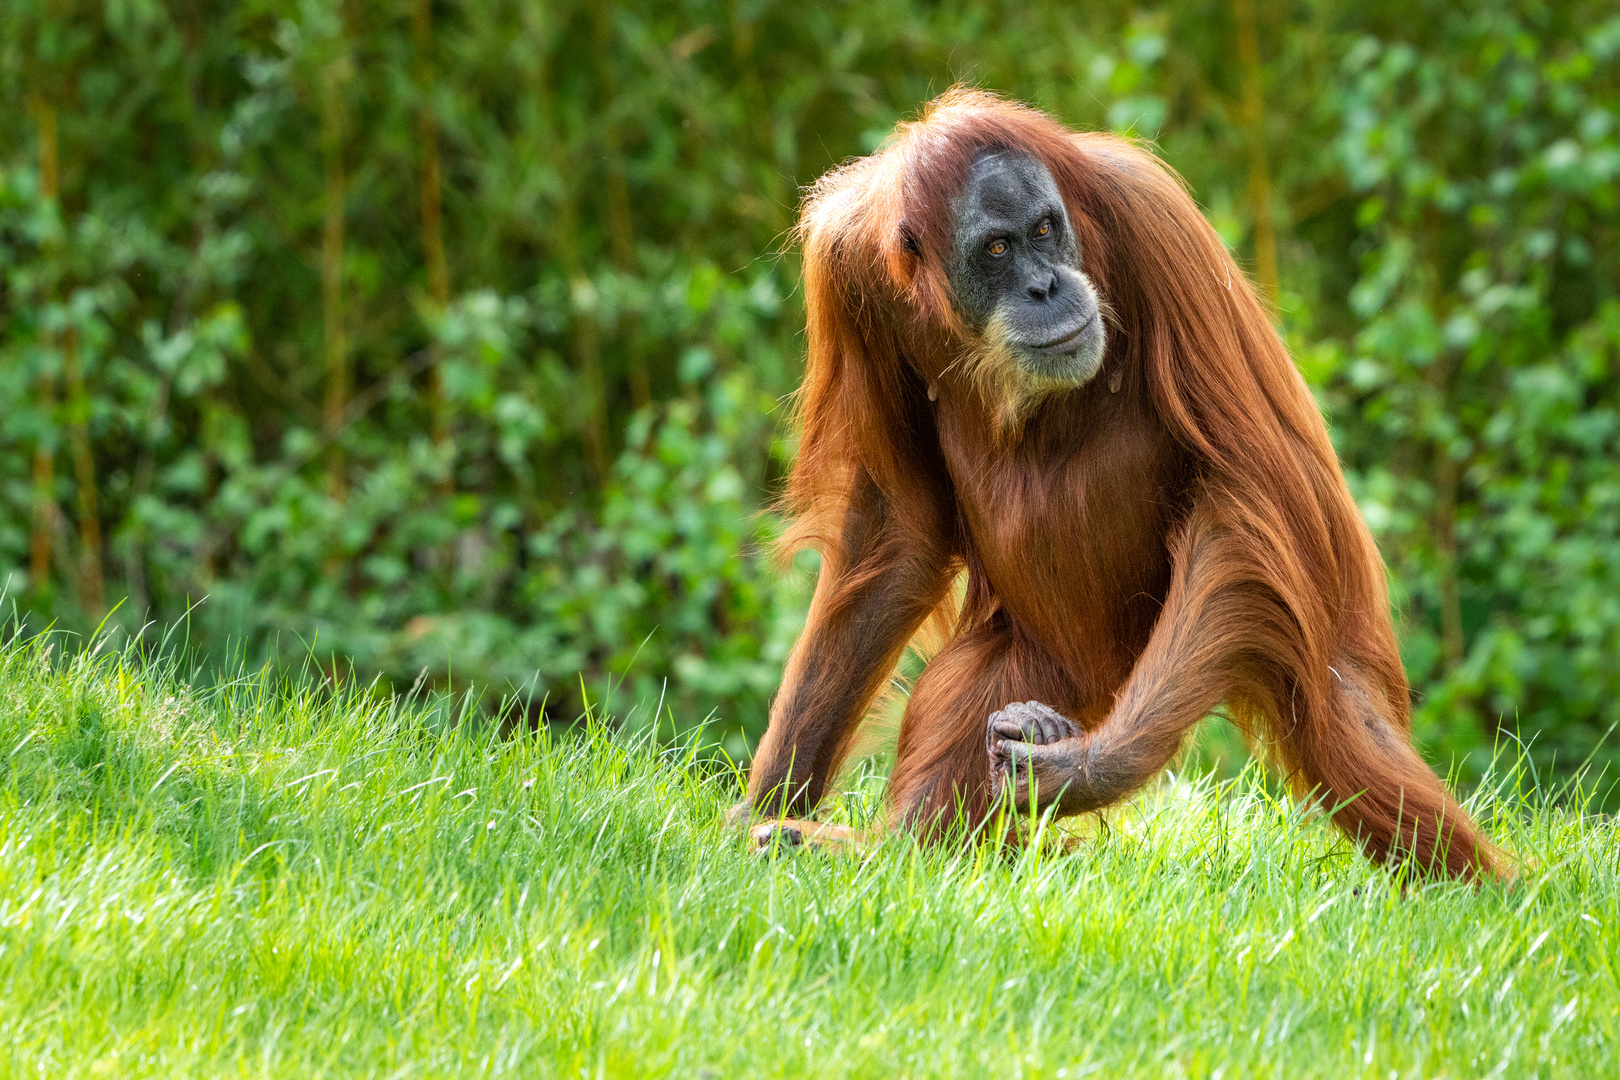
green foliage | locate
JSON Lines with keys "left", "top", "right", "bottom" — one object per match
{"left": 0, "top": 635, "right": 1617, "bottom": 1076}
{"left": 1, "top": 1, "right": 1617, "bottom": 774}
{"left": 1322, "top": 6, "right": 1620, "bottom": 776}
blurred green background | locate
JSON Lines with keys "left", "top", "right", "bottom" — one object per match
{"left": 2, "top": 1, "right": 1617, "bottom": 781}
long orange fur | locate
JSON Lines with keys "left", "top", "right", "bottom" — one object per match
{"left": 745, "top": 90, "right": 1499, "bottom": 880}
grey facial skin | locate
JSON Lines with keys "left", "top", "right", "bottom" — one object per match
{"left": 946, "top": 152, "right": 1106, "bottom": 387}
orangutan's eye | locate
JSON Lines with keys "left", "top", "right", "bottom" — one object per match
{"left": 987, "top": 238, "right": 1009, "bottom": 257}
{"left": 1034, "top": 218, "right": 1051, "bottom": 238}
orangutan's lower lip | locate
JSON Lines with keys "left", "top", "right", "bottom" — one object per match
{"left": 1035, "top": 314, "right": 1097, "bottom": 352}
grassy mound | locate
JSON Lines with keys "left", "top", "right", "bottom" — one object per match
{"left": 0, "top": 635, "right": 1615, "bottom": 1077}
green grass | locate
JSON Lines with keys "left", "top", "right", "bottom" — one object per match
{"left": 1, "top": 634, "right": 1617, "bottom": 1079}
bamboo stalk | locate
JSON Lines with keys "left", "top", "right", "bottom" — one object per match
{"left": 413, "top": 0, "right": 454, "bottom": 480}
{"left": 34, "top": 95, "right": 57, "bottom": 215}
{"left": 320, "top": 54, "right": 350, "bottom": 502}
{"left": 30, "top": 375, "right": 57, "bottom": 596}
{"left": 592, "top": 5, "right": 649, "bottom": 409}
{"left": 1233, "top": 0, "right": 1280, "bottom": 307}
{"left": 61, "top": 325, "right": 103, "bottom": 616}
{"left": 607, "top": 165, "right": 649, "bottom": 409}
{"left": 571, "top": 272, "right": 610, "bottom": 484}
{"left": 30, "top": 99, "right": 59, "bottom": 597}
{"left": 531, "top": 26, "right": 610, "bottom": 487}
{"left": 1433, "top": 455, "right": 1464, "bottom": 669}
{"left": 1419, "top": 207, "right": 1465, "bottom": 673}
